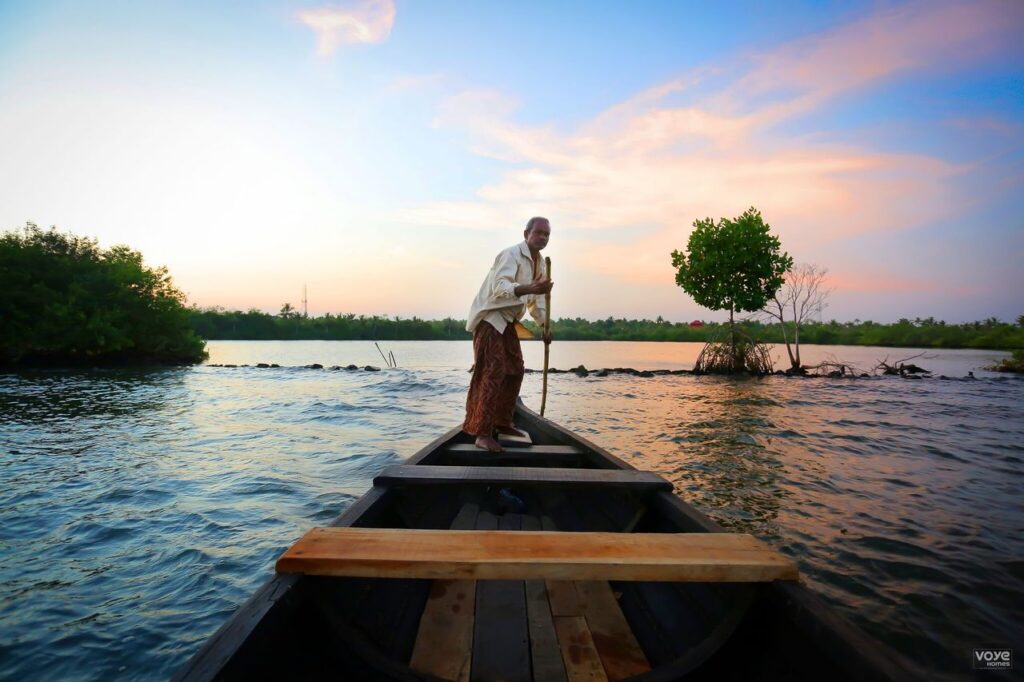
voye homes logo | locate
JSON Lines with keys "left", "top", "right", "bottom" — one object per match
{"left": 974, "top": 649, "right": 1012, "bottom": 670}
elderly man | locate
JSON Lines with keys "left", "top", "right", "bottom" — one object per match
{"left": 464, "top": 217, "right": 554, "bottom": 452}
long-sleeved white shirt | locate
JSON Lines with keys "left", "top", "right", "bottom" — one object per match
{"left": 466, "top": 241, "right": 548, "bottom": 334}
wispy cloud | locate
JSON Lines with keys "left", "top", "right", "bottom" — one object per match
{"left": 398, "top": 0, "right": 1021, "bottom": 299}
{"left": 297, "top": 0, "right": 395, "bottom": 57}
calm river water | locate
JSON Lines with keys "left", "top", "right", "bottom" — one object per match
{"left": 1, "top": 341, "right": 1021, "bottom": 681}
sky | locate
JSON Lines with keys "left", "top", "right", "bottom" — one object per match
{"left": 1, "top": 0, "right": 1022, "bottom": 323}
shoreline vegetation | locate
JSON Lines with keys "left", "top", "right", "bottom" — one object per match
{"left": 189, "top": 308, "right": 1024, "bottom": 351}
{"left": 988, "top": 349, "right": 1024, "bottom": 373}
{"left": 1, "top": 224, "right": 206, "bottom": 367}
{"left": 2, "top": 224, "right": 1020, "bottom": 368}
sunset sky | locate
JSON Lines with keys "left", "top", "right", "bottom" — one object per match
{"left": 1, "top": 0, "right": 1022, "bottom": 323}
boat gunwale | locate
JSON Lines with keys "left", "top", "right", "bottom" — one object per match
{"left": 173, "top": 425, "right": 465, "bottom": 681}
{"left": 513, "top": 401, "right": 914, "bottom": 681}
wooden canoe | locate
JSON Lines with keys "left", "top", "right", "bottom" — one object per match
{"left": 175, "top": 401, "right": 912, "bottom": 681}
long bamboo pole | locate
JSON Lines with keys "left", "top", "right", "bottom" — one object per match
{"left": 541, "top": 256, "right": 552, "bottom": 416}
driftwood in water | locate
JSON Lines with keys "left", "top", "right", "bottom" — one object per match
{"left": 875, "top": 353, "right": 931, "bottom": 376}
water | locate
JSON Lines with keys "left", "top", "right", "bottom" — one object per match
{"left": 1, "top": 341, "right": 1021, "bottom": 681}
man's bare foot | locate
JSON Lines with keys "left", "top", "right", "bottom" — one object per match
{"left": 495, "top": 425, "right": 527, "bottom": 438}
{"left": 475, "top": 436, "right": 503, "bottom": 452}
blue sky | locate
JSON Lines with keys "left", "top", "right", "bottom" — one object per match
{"left": 1, "top": 0, "right": 1021, "bottom": 322}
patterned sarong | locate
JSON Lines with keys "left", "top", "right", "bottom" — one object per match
{"left": 463, "top": 321, "right": 524, "bottom": 436}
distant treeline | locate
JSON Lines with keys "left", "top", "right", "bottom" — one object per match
{"left": 190, "top": 308, "right": 1024, "bottom": 349}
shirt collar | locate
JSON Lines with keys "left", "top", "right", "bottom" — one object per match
{"left": 518, "top": 241, "right": 533, "bottom": 260}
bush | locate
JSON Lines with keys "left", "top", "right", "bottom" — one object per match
{"left": 989, "top": 349, "right": 1024, "bottom": 374}
{"left": 0, "top": 223, "right": 207, "bottom": 366}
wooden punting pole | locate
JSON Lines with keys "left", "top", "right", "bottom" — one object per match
{"left": 541, "top": 256, "right": 552, "bottom": 416}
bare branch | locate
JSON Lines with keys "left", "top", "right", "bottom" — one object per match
{"left": 760, "top": 262, "right": 832, "bottom": 371}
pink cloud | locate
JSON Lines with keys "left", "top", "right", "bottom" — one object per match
{"left": 728, "top": 0, "right": 1021, "bottom": 121}
{"left": 826, "top": 271, "right": 983, "bottom": 297}
{"left": 297, "top": 0, "right": 395, "bottom": 57}
{"left": 398, "top": 0, "right": 1018, "bottom": 298}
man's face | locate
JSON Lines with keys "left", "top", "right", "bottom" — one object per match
{"left": 525, "top": 220, "right": 551, "bottom": 252}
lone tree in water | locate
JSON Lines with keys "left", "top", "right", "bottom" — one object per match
{"left": 671, "top": 207, "right": 792, "bottom": 373}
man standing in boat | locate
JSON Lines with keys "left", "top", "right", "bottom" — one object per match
{"left": 464, "top": 217, "right": 554, "bottom": 452}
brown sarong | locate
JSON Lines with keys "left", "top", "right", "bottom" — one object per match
{"left": 463, "top": 321, "right": 524, "bottom": 436}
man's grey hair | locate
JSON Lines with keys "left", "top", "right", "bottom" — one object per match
{"left": 525, "top": 216, "right": 549, "bottom": 233}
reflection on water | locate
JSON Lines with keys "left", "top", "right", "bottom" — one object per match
{"left": 1, "top": 341, "right": 1021, "bottom": 681}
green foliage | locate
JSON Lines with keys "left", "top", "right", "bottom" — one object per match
{"left": 189, "top": 308, "right": 471, "bottom": 341}
{"left": 186, "top": 311, "right": 1024, "bottom": 349}
{"left": 0, "top": 223, "right": 206, "bottom": 365}
{"left": 671, "top": 208, "right": 793, "bottom": 316}
{"left": 989, "top": 349, "right": 1024, "bottom": 373}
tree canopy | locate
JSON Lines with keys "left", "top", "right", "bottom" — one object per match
{"left": 0, "top": 223, "right": 206, "bottom": 365}
{"left": 671, "top": 207, "right": 792, "bottom": 319}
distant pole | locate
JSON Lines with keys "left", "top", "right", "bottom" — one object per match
{"left": 541, "top": 257, "right": 552, "bottom": 417}
{"left": 303, "top": 285, "right": 308, "bottom": 318}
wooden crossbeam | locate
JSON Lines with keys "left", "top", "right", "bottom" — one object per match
{"left": 444, "top": 444, "right": 584, "bottom": 456}
{"left": 374, "top": 465, "right": 671, "bottom": 491}
{"left": 442, "top": 445, "right": 583, "bottom": 467}
{"left": 276, "top": 528, "right": 799, "bottom": 582}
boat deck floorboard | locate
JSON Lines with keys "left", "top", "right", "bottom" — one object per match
{"left": 408, "top": 502, "right": 651, "bottom": 681}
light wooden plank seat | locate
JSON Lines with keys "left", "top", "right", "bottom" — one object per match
{"left": 374, "top": 466, "right": 672, "bottom": 492}
{"left": 275, "top": 528, "right": 799, "bottom": 582}
{"left": 497, "top": 430, "right": 532, "bottom": 446}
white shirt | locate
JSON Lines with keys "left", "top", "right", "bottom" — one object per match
{"left": 466, "top": 241, "right": 549, "bottom": 334}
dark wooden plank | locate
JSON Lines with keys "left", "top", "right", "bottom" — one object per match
{"left": 444, "top": 451, "right": 581, "bottom": 468}
{"left": 471, "top": 512, "right": 530, "bottom": 682}
{"left": 542, "top": 493, "right": 594, "bottom": 533}
{"left": 523, "top": 516, "right": 569, "bottom": 682}
{"left": 396, "top": 487, "right": 465, "bottom": 529}
{"left": 525, "top": 579, "right": 569, "bottom": 682}
{"left": 446, "top": 444, "right": 584, "bottom": 455}
{"left": 500, "top": 513, "right": 524, "bottom": 531}
{"left": 442, "top": 445, "right": 583, "bottom": 467}
{"left": 375, "top": 465, "right": 671, "bottom": 491}
{"left": 450, "top": 500, "right": 481, "bottom": 530}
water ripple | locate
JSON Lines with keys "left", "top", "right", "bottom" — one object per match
{"left": 1, "top": 344, "right": 1021, "bottom": 681}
